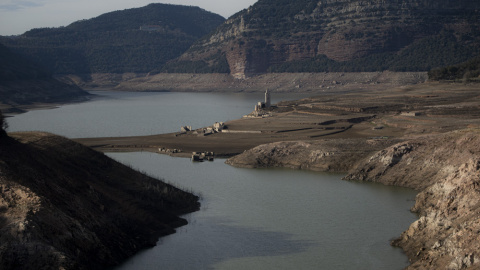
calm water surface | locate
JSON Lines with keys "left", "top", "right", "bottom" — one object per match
{"left": 8, "top": 91, "right": 417, "bottom": 269}
{"left": 9, "top": 91, "right": 305, "bottom": 138}
{"left": 110, "top": 153, "right": 416, "bottom": 270}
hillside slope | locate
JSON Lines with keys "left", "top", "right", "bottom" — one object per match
{"left": 0, "top": 4, "right": 225, "bottom": 75}
{"left": 0, "top": 131, "right": 199, "bottom": 269}
{"left": 166, "top": 0, "right": 480, "bottom": 78}
{"left": 0, "top": 43, "right": 88, "bottom": 108}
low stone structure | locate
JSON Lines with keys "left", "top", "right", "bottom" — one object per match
{"left": 158, "top": 147, "right": 181, "bottom": 154}
{"left": 191, "top": 151, "right": 215, "bottom": 162}
{"left": 213, "top": 122, "right": 225, "bottom": 132}
{"left": 193, "top": 122, "right": 226, "bottom": 136}
{"left": 401, "top": 111, "right": 421, "bottom": 116}
{"left": 181, "top": 126, "right": 192, "bottom": 132}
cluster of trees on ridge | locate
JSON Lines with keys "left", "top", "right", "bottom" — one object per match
{"left": 428, "top": 56, "right": 480, "bottom": 82}
{"left": 0, "top": 43, "right": 51, "bottom": 81}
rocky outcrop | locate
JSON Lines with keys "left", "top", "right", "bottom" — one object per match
{"left": 0, "top": 132, "right": 199, "bottom": 269}
{"left": 344, "top": 130, "right": 480, "bottom": 269}
{"left": 225, "top": 138, "right": 401, "bottom": 172}
{"left": 227, "top": 129, "right": 480, "bottom": 269}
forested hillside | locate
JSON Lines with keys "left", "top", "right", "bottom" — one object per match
{"left": 168, "top": 0, "right": 480, "bottom": 78}
{"left": 0, "top": 43, "right": 50, "bottom": 81}
{"left": 0, "top": 4, "right": 225, "bottom": 74}
{"left": 0, "top": 43, "right": 87, "bottom": 106}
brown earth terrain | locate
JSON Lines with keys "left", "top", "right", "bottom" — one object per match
{"left": 75, "top": 81, "right": 480, "bottom": 269}
{"left": 77, "top": 81, "right": 480, "bottom": 159}
{"left": 0, "top": 131, "right": 199, "bottom": 270}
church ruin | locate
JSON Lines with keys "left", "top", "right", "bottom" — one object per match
{"left": 255, "top": 89, "right": 271, "bottom": 112}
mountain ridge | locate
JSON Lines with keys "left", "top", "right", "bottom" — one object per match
{"left": 0, "top": 4, "right": 225, "bottom": 75}
{"left": 167, "top": 0, "right": 480, "bottom": 78}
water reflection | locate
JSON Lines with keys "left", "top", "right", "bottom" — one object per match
{"left": 118, "top": 216, "right": 311, "bottom": 270}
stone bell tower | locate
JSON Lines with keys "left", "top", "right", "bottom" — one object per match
{"left": 265, "top": 89, "right": 271, "bottom": 108}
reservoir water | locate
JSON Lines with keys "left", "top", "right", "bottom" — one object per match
{"left": 9, "top": 91, "right": 307, "bottom": 138}
{"left": 8, "top": 91, "right": 417, "bottom": 269}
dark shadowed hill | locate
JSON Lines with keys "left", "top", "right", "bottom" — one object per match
{"left": 0, "top": 4, "right": 225, "bottom": 75}
{"left": 164, "top": 0, "right": 480, "bottom": 78}
{"left": 0, "top": 43, "right": 88, "bottom": 108}
{"left": 0, "top": 131, "right": 199, "bottom": 269}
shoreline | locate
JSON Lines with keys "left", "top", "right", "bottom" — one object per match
{"left": 74, "top": 81, "right": 480, "bottom": 269}
{"left": 6, "top": 80, "right": 480, "bottom": 269}
{"left": 1, "top": 94, "right": 94, "bottom": 116}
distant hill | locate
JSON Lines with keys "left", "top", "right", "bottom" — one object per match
{"left": 428, "top": 56, "right": 480, "bottom": 82}
{"left": 0, "top": 4, "right": 225, "bottom": 75}
{"left": 0, "top": 43, "right": 88, "bottom": 107}
{"left": 165, "top": 0, "right": 480, "bottom": 78}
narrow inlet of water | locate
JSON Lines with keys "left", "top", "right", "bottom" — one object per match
{"left": 109, "top": 153, "right": 417, "bottom": 270}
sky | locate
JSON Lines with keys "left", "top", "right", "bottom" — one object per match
{"left": 0, "top": 0, "right": 258, "bottom": 36}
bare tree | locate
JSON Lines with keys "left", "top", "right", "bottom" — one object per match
{"left": 0, "top": 110, "right": 8, "bottom": 134}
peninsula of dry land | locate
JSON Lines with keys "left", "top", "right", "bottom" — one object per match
{"left": 76, "top": 81, "right": 480, "bottom": 269}
{"left": 77, "top": 82, "right": 479, "bottom": 161}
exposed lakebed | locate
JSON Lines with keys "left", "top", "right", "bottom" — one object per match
{"left": 8, "top": 91, "right": 417, "bottom": 269}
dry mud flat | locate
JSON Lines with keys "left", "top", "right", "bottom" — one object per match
{"left": 77, "top": 82, "right": 480, "bottom": 269}
{"left": 110, "top": 71, "right": 427, "bottom": 92}
{"left": 77, "top": 82, "right": 480, "bottom": 159}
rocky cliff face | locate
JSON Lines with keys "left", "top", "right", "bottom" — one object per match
{"left": 0, "top": 132, "right": 199, "bottom": 269}
{"left": 174, "top": 0, "right": 480, "bottom": 78}
{"left": 344, "top": 130, "right": 480, "bottom": 269}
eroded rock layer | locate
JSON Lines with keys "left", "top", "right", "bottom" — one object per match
{"left": 173, "top": 0, "right": 480, "bottom": 78}
{"left": 227, "top": 129, "right": 480, "bottom": 269}
{"left": 345, "top": 130, "right": 480, "bottom": 269}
